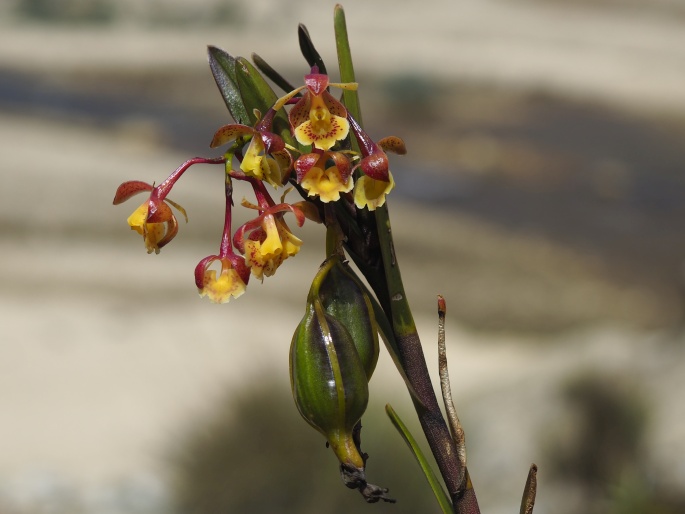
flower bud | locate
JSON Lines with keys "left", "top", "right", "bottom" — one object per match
{"left": 317, "top": 256, "right": 379, "bottom": 380}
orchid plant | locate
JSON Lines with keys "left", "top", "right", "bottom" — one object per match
{"left": 113, "top": 5, "right": 537, "bottom": 513}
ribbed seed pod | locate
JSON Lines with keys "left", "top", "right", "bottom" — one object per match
{"left": 290, "top": 293, "right": 369, "bottom": 468}
{"left": 317, "top": 256, "right": 379, "bottom": 380}
{"left": 290, "top": 256, "right": 393, "bottom": 503}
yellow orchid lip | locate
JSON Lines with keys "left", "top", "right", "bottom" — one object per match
{"left": 198, "top": 264, "right": 246, "bottom": 303}
{"left": 300, "top": 164, "right": 354, "bottom": 203}
{"left": 195, "top": 254, "right": 249, "bottom": 304}
{"left": 295, "top": 114, "right": 350, "bottom": 152}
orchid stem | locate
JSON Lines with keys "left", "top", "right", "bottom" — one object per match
{"left": 157, "top": 156, "right": 226, "bottom": 198}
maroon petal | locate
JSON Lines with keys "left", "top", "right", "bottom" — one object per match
{"left": 227, "top": 254, "right": 251, "bottom": 286}
{"left": 360, "top": 151, "right": 390, "bottom": 182}
{"left": 157, "top": 215, "right": 179, "bottom": 249}
{"left": 233, "top": 214, "right": 266, "bottom": 253}
{"left": 210, "top": 124, "right": 254, "bottom": 148}
{"left": 294, "top": 152, "right": 322, "bottom": 182}
{"left": 304, "top": 71, "right": 329, "bottom": 96}
{"left": 194, "top": 255, "right": 219, "bottom": 289}
{"left": 322, "top": 91, "right": 348, "bottom": 118}
{"left": 112, "top": 180, "right": 153, "bottom": 205}
{"left": 329, "top": 152, "right": 352, "bottom": 182}
{"left": 266, "top": 202, "right": 306, "bottom": 228}
{"left": 288, "top": 94, "right": 311, "bottom": 132}
{"left": 146, "top": 196, "right": 173, "bottom": 223}
{"left": 260, "top": 131, "right": 285, "bottom": 154}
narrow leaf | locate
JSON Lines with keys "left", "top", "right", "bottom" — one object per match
{"left": 334, "top": 4, "right": 362, "bottom": 125}
{"left": 234, "top": 57, "right": 292, "bottom": 144}
{"left": 207, "top": 46, "right": 250, "bottom": 125}
{"left": 298, "top": 24, "right": 327, "bottom": 74}
{"left": 386, "top": 404, "right": 453, "bottom": 514}
{"left": 252, "top": 53, "right": 298, "bottom": 95}
{"left": 234, "top": 57, "right": 276, "bottom": 126}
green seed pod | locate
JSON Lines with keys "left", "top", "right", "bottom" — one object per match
{"left": 290, "top": 295, "right": 369, "bottom": 469}
{"left": 290, "top": 256, "right": 394, "bottom": 503}
{"left": 317, "top": 256, "right": 380, "bottom": 381}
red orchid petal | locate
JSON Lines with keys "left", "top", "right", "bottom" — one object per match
{"left": 378, "top": 136, "right": 407, "bottom": 155}
{"left": 294, "top": 152, "right": 322, "bottom": 182}
{"left": 227, "top": 254, "right": 251, "bottom": 285}
{"left": 112, "top": 181, "right": 153, "bottom": 205}
{"left": 233, "top": 214, "right": 266, "bottom": 253}
{"left": 304, "top": 72, "right": 329, "bottom": 95}
{"left": 347, "top": 114, "right": 378, "bottom": 158}
{"left": 322, "top": 91, "right": 348, "bottom": 118}
{"left": 247, "top": 227, "right": 265, "bottom": 242}
{"left": 329, "top": 152, "right": 352, "bottom": 182}
{"left": 266, "top": 202, "right": 306, "bottom": 228}
{"left": 194, "top": 255, "right": 219, "bottom": 289}
{"left": 292, "top": 200, "right": 322, "bottom": 223}
{"left": 146, "top": 197, "right": 174, "bottom": 223}
{"left": 210, "top": 124, "right": 254, "bottom": 148}
{"left": 260, "top": 131, "right": 285, "bottom": 154}
{"left": 157, "top": 215, "right": 179, "bottom": 249}
{"left": 360, "top": 151, "right": 390, "bottom": 181}
{"left": 288, "top": 94, "right": 311, "bottom": 132}
{"left": 255, "top": 108, "right": 278, "bottom": 133}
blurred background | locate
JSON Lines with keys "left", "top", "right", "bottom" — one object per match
{"left": 2, "top": 0, "right": 685, "bottom": 512}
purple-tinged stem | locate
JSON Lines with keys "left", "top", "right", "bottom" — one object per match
{"left": 218, "top": 191, "right": 234, "bottom": 259}
{"left": 156, "top": 157, "right": 226, "bottom": 199}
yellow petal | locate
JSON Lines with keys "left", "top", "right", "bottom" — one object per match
{"left": 127, "top": 203, "right": 149, "bottom": 234}
{"left": 353, "top": 173, "right": 395, "bottom": 211}
{"left": 282, "top": 237, "right": 302, "bottom": 258}
{"left": 240, "top": 138, "right": 266, "bottom": 179}
{"left": 276, "top": 218, "right": 303, "bottom": 257}
{"left": 263, "top": 157, "right": 283, "bottom": 188}
{"left": 259, "top": 215, "right": 284, "bottom": 257}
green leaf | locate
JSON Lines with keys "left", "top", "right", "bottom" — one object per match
{"left": 334, "top": 4, "right": 362, "bottom": 126}
{"left": 207, "top": 46, "right": 250, "bottom": 125}
{"left": 252, "top": 52, "right": 297, "bottom": 95}
{"left": 234, "top": 57, "right": 293, "bottom": 145}
{"left": 386, "top": 404, "right": 453, "bottom": 514}
{"left": 234, "top": 57, "right": 276, "bottom": 126}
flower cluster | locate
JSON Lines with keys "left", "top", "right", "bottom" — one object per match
{"left": 113, "top": 66, "right": 404, "bottom": 303}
